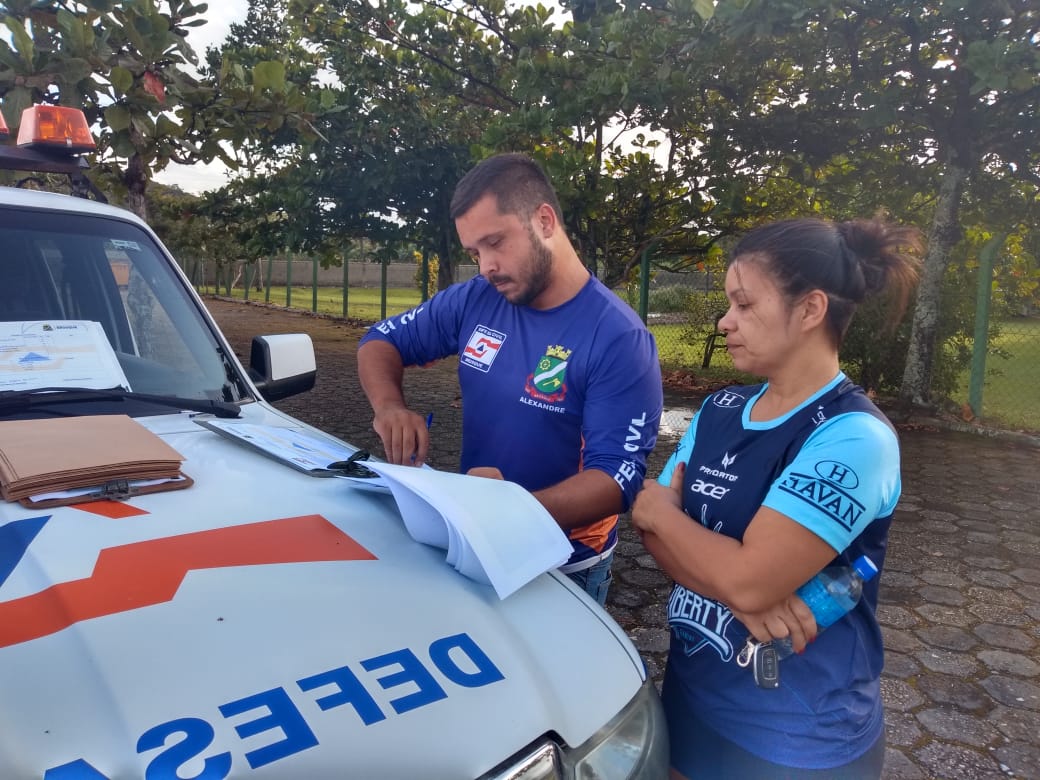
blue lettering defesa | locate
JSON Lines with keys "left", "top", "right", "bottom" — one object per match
{"left": 362, "top": 647, "right": 449, "bottom": 714}
{"left": 138, "top": 718, "right": 231, "bottom": 779}
{"left": 218, "top": 688, "right": 319, "bottom": 769}
{"left": 45, "top": 760, "right": 112, "bottom": 779}
{"left": 298, "top": 664, "right": 386, "bottom": 725}
{"left": 44, "top": 632, "right": 505, "bottom": 779}
{"left": 429, "top": 633, "right": 505, "bottom": 688}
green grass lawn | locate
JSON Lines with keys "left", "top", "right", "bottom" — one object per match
{"left": 956, "top": 317, "right": 1040, "bottom": 433}
{"left": 208, "top": 283, "right": 1037, "bottom": 432}
{"left": 658, "top": 317, "right": 1039, "bottom": 433}
{"left": 209, "top": 284, "right": 424, "bottom": 322}
{"left": 649, "top": 322, "right": 711, "bottom": 370}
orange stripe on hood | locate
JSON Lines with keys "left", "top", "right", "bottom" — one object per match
{"left": 0, "top": 515, "right": 374, "bottom": 648}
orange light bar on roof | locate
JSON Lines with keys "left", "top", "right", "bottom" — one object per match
{"left": 16, "top": 105, "right": 95, "bottom": 152}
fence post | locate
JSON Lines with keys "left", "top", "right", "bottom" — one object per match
{"left": 312, "top": 256, "right": 319, "bottom": 313}
{"left": 968, "top": 235, "right": 1005, "bottom": 418}
{"left": 286, "top": 254, "right": 293, "bottom": 308}
{"left": 342, "top": 255, "right": 349, "bottom": 318}
{"left": 244, "top": 262, "right": 252, "bottom": 302}
{"left": 639, "top": 244, "right": 652, "bottom": 323}
{"left": 265, "top": 256, "right": 273, "bottom": 303}
{"left": 380, "top": 258, "right": 388, "bottom": 320}
{"left": 421, "top": 248, "right": 430, "bottom": 303}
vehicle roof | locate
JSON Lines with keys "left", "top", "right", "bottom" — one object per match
{"left": 0, "top": 184, "right": 147, "bottom": 227}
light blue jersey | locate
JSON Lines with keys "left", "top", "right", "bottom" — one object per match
{"left": 661, "top": 374, "right": 899, "bottom": 769}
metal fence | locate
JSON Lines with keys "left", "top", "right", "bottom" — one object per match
{"left": 193, "top": 257, "right": 1039, "bottom": 435}
{"left": 631, "top": 276, "right": 1040, "bottom": 435}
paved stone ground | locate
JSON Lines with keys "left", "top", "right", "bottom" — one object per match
{"left": 207, "top": 297, "right": 1040, "bottom": 780}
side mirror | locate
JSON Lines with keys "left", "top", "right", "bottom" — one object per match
{"left": 248, "top": 334, "right": 316, "bottom": 401}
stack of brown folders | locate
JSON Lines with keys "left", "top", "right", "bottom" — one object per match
{"left": 0, "top": 414, "right": 189, "bottom": 507}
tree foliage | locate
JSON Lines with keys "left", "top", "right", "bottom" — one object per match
{"left": 699, "top": 1, "right": 1040, "bottom": 404}
{"left": 1, "top": 0, "right": 1037, "bottom": 412}
{"left": 0, "top": 0, "right": 322, "bottom": 221}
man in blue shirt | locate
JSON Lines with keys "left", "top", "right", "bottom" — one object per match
{"left": 357, "top": 153, "right": 663, "bottom": 605}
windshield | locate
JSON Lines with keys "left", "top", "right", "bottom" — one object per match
{"left": 0, "top": 204, "right": 250, "bottom": 411}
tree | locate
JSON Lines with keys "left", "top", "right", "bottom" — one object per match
{"left": 148, "top": 181, "right": 240, "bottom": 284}
{"left": 0, "top": 0, "right": 322, "bottom": 221}
{"left": 233, "top": 0, "right": 723, "bottom": 290}
{"left": 696, "top": 0, "right": 1040, "bottom": 406}
{"left": 283, "top": 0, "right": 532, "bottom": 288}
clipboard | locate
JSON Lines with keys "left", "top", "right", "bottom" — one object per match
{"left": 194, "top": 418, "right": 385, "bottom": 486}
{"left": 0, "top": 414, "right": 187, "bottom": 505}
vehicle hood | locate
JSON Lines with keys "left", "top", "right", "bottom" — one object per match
{"left": 0, "top": 407, "right": 645, "bottom": 779}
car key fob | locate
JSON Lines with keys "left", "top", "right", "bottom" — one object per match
{"left": 753, "top": 643, "right": 780, "bottom": 689}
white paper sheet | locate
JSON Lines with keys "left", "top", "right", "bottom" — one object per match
{"left": 196, "top": 419, "right": 390, "bottom": 490}
{"left": 198, "top": 419, "right": 360, "bottom": 472}
{"left": 0, "top": 320, "right": 130, "bottom": 391}
{"left": 363, "top": 461, "right": 572, "bottom": 599}
{"left": 28, "top": 475, "right": 188, "bottom": 503}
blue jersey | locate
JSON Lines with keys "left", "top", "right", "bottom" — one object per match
{"left": 361, "top": 274, "right": 663, "bottom": 570}
{"left": 658, "top": 374, "right": 899, "bottom": 769}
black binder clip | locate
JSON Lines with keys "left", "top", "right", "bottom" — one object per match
{"left": 325, "top": 450, "right": 378, "bottom": 479}
{"left": 99, "top": 479, "right": 133, "bottom": 500}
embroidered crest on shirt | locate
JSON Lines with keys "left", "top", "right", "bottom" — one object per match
{"left": 524, "top": 345, "right": 571, "bottom": 403}
{"left": 462, "top": 325, "right": 506, "bottom": 372}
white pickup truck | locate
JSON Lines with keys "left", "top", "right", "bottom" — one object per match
{"left": 0, "top": 105, "right": 667, "bottom": 779}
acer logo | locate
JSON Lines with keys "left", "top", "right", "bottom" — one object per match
{"left": 689, "top": 479, "right": 730, "bottom": 499}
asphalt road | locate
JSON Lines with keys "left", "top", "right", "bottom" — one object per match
{"left": 207, "top": 296, "right": 1040, "bottom": 780}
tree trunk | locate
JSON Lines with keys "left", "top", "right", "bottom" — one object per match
{"left": 437, "top": 220, "right": 456, "bottom": 292}
{"left": 899, "top": 162, "right": 968, "bottom": 406}
{"left": 253, "top": 257, "right": 264, "bottom": 291}
{"left": 123, "top": 149, "right": 149, "bottom": 222}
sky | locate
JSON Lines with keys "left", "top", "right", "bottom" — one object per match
{"left": 153, "top": 0, "right": 250, "bottom": 194}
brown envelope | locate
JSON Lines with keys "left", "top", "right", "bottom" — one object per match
{"left": 0, "top": 414, "right": 185, "bottom": 501}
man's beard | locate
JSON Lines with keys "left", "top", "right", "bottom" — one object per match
{"left": 490, "top": 227, "right": 553, "bottom": 307}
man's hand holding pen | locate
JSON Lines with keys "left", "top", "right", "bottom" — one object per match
{"left": 371, "top": 406, "right": 433, "bottom": 466}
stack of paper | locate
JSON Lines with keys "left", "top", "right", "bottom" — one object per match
{"left": 363, "top": 461, "right": 573, "bottom": 599}
{"left": 195, "top": 418, "right": 376, "bottom": 479}
{"left": 0, "top": 414, "right": 185, "bottom": 501}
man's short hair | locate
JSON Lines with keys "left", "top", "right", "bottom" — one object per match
{"left": 450, "top": 153, "right": 564, "bottom": 222}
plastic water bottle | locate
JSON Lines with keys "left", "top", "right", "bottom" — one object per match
{"left": 772, "top": 554, "right": 879, "bottom": 659}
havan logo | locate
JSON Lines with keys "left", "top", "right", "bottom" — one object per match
{"left": 813, "top": 459, "right": 860, "bottom": 489}
{"left": 777, "top": 470, "right": 866, "bottom": 532}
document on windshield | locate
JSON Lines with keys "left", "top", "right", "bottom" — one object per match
{"left": 0, "top": 320, "right": 130, "bottom": 392}
{"left": 362, "top": 461, "right": 572, "bottom": 599}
